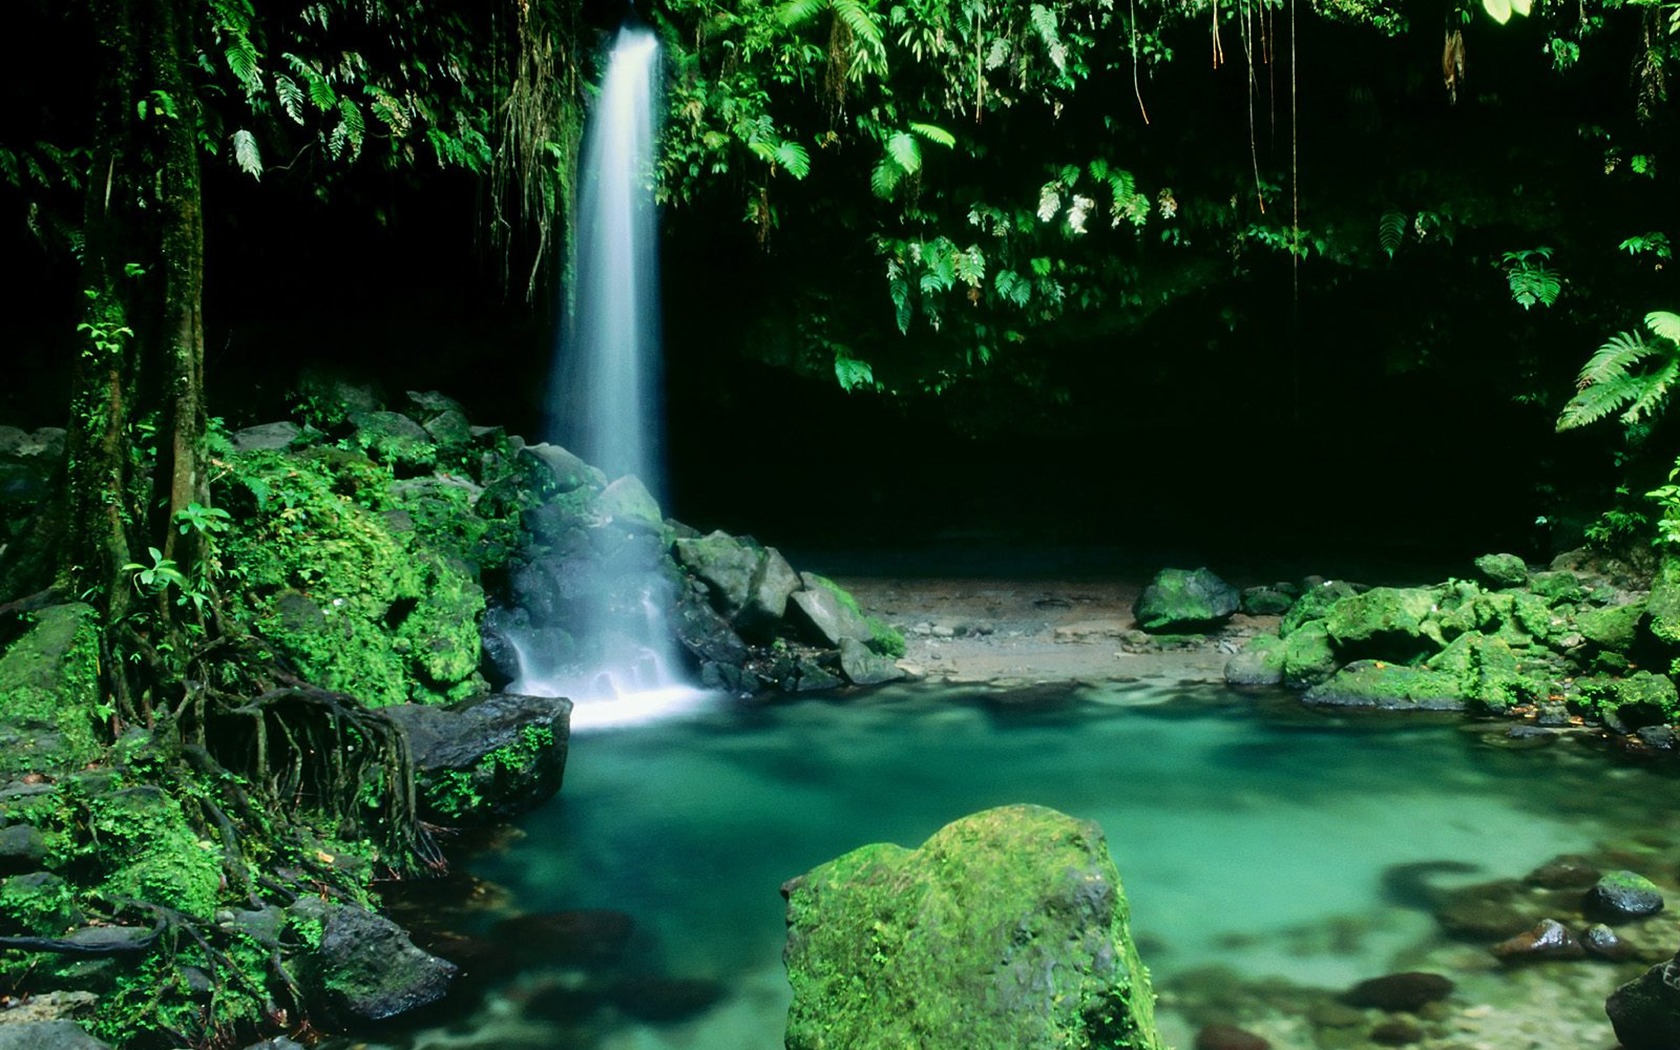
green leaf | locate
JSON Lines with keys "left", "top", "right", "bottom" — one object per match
{"left": 231, "top": 129, "right": 262, "bottom": 179}
{"left": 1646, "top": 311, "right": 1680, "bottom": 343}
{"left": 886, "top": 131, "right": 921, "bottom": 174}
{"left": 1378, "top": 210, "right": 1406, "bottom": 258}
{"left": 909, "top": 122, "right": 955, "bottom": 148}
{"left": 774, "top": 140, "right": 811, "bottom": 178}
{"left": 274, "top": 74, "right": 305, "bottom": 124}
{"left": 776, "top": 0, "right": 828, "bottom": 27}
{"left": 835, "top": 353, "right": 876, "bottom": 392}
{"left": 1483, "top": 0, "right": 1512, "bottom": 24}
{"left": 871, "top": 157, "right": 902, "bottom": 199}
{"left": 1509, "top": 0, "right": 1532, "bottom": 15}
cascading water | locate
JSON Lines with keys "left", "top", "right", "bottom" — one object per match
{"left": 504, "top": 22, "right": 709, "bottom": 730}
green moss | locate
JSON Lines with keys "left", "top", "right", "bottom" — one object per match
{"left": 1282, "top": 621, "right": 1337, "bottom": 688}
{"left": 809, "top": 573, "right": 906, "bottom": 657}
{"left": 0, "top": 603, "right": 105, "bottom": 779}
{"left": 783, "top": 805, "right": 1163, "bottom": 1050}
{"left": 222, "top": 449, "right": 485, "bottom": 706}
{"left": 0, "top": 873, "right": 79, "bottom": 936}
{"left": 1576, "top": 601, "right": 1645, "bottom": 652}
{"left": 421, "top": 725, "right": 554, "bottom": 820}
{"left": 1280, "top": 580, "right": 1361, "bottom": 636}
{"left": 87, "top": 786, "right": 222, "bottom": 919}
{"left": 1575, "top": 671, "right": 1680, "bottom": 722}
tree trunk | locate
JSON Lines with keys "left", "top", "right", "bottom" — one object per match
{"left": 64, "top": 0, "right": 208, "bottom": 721}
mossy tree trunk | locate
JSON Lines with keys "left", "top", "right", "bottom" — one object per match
{"left": 64, "top": 0, "right": 209, "bottom": 722}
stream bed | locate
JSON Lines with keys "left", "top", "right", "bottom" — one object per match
{"left": 335, "top": 680, "right": 1680, "bottom": 1049}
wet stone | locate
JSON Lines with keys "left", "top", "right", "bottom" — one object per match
{"left": 1524, "top": 854, "right": 1600, "bottom": 890}
{"left": 1581, "top": 922, "right": 1636, "bottom": 961}
{"left": 1342, "top": 972, "right": 1454, "bottom": 1012}
{"left": 1194, "top": 1023, "right": 1270, "bottom": 1050}
{"left": 1369, "top": 1018, "right": 1425, "bottom": 1046}
{"left": 607, "top": 975, "right": 725, "bottom": 1022}
{"left": 1586, "top": 870, "right": 1665, "bottom": 921}
{"left": 1490, "top": 918, "right": 1585, "bottom": 962}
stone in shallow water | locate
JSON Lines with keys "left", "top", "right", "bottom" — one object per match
{"left": 1133, "top": 567, "right": 1239, "bottom": 632}
{"left": 1490, "top": 918, "right": 1584, "bottom": 962}
{"left": 1369, "top": 1018, "right": 1425, "bottom": 1046}
{"left": 1341, "top": 972, "right": 1454, "bottom": 1012}
{"left": 1581, "top": 922, "right": 1635, "bottom": 961}
{"left": 781, "top": 804, "right": 1164, "bottom": 1050}
{"left": 1608, "top": 946, "right": 1680, "bottom": 1049}
{"left": 1194, "top": 1022, "right": 1270, "bottom": 1050}
{"left": 1586, "top": 869, "right": 1665, "bottom": 921}
{"left": 1524, "top": 854, "right": 1600, "bottom": 890}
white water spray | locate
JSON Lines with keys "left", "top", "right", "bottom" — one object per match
{"left": 508, "top": 23, "right": 710, "bottom": 731}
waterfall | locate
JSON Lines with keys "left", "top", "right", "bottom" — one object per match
{"left": 507, "top": 22, "right": 708, "bottom": 731}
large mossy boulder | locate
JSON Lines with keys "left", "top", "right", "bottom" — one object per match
{"left": 1473, "top": 552, "right": 1530, "bottom": 589}
{"left": 1280, "top": 579, "right": 1361, "bottom": 636}
{"left": 289, "top": 897, "right": 457, "bottom": 1024}
{"left": 1224, "top": 634, "right": 1285, "bottom": 687}
{"left": 0, "top": 604, "right": 103, "bottom": 780}
{"left": 781, "top": 804, "right": 1163, "bottom": 1050}
{"left": 383, "top": 693, "right": 572, "bottom": 823}
{"left": 1646, "top": 552, "right": 1680, "bottom": 648}
{"left": 1133, "top": 567, "right": 1238, "bottom": 633}
{"left": 1302, "top": 660, "right": 1467, "bottom": 710}
{"left": 1281, "top": 621, "right": 1337, "bottom": 689}
{"left": 1324, "top": 586, "right": 1441, "bottom": 662}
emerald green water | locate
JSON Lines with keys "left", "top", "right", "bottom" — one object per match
{"left": 344, "top": 681, "right": 1678, "bottom": 1049}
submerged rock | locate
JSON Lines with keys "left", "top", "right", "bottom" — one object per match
{"left": 1586, "top": 870, "right": 1665, "bottom": 921}
{"left": 781, "top": 803, "right": 1164, "bottom": 1050}
{"left": 1490, "top": 918, "right": 1584, "bottom": 962}
{"left": 1341, "top": 971, "right": 1454, "bottom": 1012}
{"left": 1607, "top": 946, "right": 1680, "bottom": 1049}
{"left": 290, "top": 897, "right": 457, "bottom": 1023}
{"left": 1194, "top": 1023, "right": 1270, "bottom": 1050}
{"left": 1133, "top": 568, "right": 1239, "bottom": 632}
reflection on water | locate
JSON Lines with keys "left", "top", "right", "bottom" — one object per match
{"left": 329, "top": 681, "right": 1680, "bottom": 1050}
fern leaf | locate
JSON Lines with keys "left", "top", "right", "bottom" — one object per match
{"left": 748, "top": 140, "right": 779, "bottom": 166}
{"left": 231, "top": 128, "right": 262, "bottom": 179}
{"left": 1646, "top": 310, "right": 1680, "bottom": 342}
{"left": 888, "top": 265, "right": 912, "bottom": 333}
{"left": 1577, "top": 330, "right": 1654, "bottom": 388}
{"left": 909, "top": 122, "right": 955, "bottom": 148}
{"left": 886, "top": 131, "right": 920, "bottom": 174}
{"left": 870, "top": 157, "right": 902, "bottom": 199}
{"left": 1483, "top": 0, "right": 1512, "bottom": 24}
{"left": 835, "top": 353, "right": 875, "bottom": 391}
{"left": 1378, "top": 210, "right": 1406, "bottom": 258}
{"left": 775, "top": 140, "right": 811, "bottom": 178}
{"left": 226, "top": 40, "right": 263, "bottom": 98}
{"left": 776, "top": 0, "right": 828, "bottom": 27}
{"left": 1620, "top": 356, "right": 1680, "bottom": 425}
{"left": 274, "top": 74, "right": 305, "bottom": 124}
{"left": 1037, "top": 183, "right": 1061, "bottom": 222}
{"left": 832, "top": 0, "right": 885, "bottom": 53}
{"left": 1088, "top": 157, "right": 1110, "bottom": 181}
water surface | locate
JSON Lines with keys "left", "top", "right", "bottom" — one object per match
{"left": 347, "top": 681, "right": 1677, "bottom": 1048}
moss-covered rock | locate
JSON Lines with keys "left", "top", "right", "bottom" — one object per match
{"left": 1575, "top": 671, "right": 1680, "bottom": 728}
{"left": 383, "top": 693, "right": 572, "bottom": 824}
{"left": 1302, "top": 660, "right": 1467, "bottom": 710}
{"left": 1645, "top": 552, "right": 1680, "bottom": 647}
{"left": 1473, "top": 552, "right": 1530, "bottom": 589}
{"left": 1280, "top": 579, "right": 1361, "bottom": 637}
{"left": 86, "top": 785, "right": 222, "bottom": 920}
{"left": 1132, "top": 567, "right": 1238, "bottom": 632}
{"left": 1529, "top": 570, "right": 1587, "bottom": 605}
{"left": 1225, "top": 634, "right": 1285, "bottom": 686}
{"left": 0, "top": 604, "right": 104, "bottom": 780}
{"left": 1324, "top": 586, "right": 1441, "bottom": 662}
{"left": 793, "top": 574, "right": 905, "bottom": 658}
{"left": 1425, "top": 633, "right": 1536, "bottom": 711}
{"left": 1577, "top": 602, "right": 1646, "bottom": 652}
{"left": 782, "top": 804, "right": 1163, "bottom": 1050}
{"left": 1282, "top": 621, "right": 1337, "bottom": 689}
{"left": 348, "top": 410, "right": 437, "bottom": 474}
{"left": 289, "top": 897, "right": 456, "bottom": 1024}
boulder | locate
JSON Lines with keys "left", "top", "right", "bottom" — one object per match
{"left": 517, "top": 443, "right": 598, "bottom": 494}
{"left": 736, "top": 546, "right": 801, "bottom": 642}
{"left": 1239, "top": 584, "right": 1298, "bottom": 616}
{"left": 673, "top": 531, "right": 760, "bottom": 618}
{"left": 1280, "top": 579, "right": 1361, "bottom": 636}
{"left": 383, "top": 693, "right": 572, "bottom": 823}
{"left": 290, "top": 897, "right": 457, "bottom": 1024}
{"left": 0, "top": 603, "right": 104, "bottom": 780}
{"left": 1133, "top": 568, "right": 1239, "bottom": 633}
{"left": 594, "top": 475, "right": 663, "bottom": 531}
{"left": 1224, "top": 635, "right": 1284, "bottom": 687}
{"left": 789, "top": 576, "right": 876, "bottom": 649}
{"left": 229, "top": 421, "right": 301, "bottom": 452}
{"left": 0, "top": 1021, "right": 111, "bottom": 1050}
{"left": 402, "top": 390, "right": 472, "bottom": 454}
{"left": 1303, "top": 660, "right": 1466, "bottom": 710}
{"left": 348, "top": 410, "right": 436, "bottom": 474}
{"left": 1646, "top": 553, "right": 1680, "bottom": 647}
{"left": 1281, "top": 621, "right": 1337, "bottom": 689}
{"left": 1582, "top": 923, "right": 1635, "bottom": 961}
{"left": 1473, "top": 552, "right": 1530, "bottom": 589}
{"left": 1586, "top": 870, "right": 1665, "bottom": 921}
{"left": 838, "top": 637, "right": 904, "bottom": 686}
{"left": 1324, "top": 587, "right": 1440, "bottom": 662}
{"left": 781, "top": 804, "right": 1163, "bottom": 1050}
{"left": 1608, "top": 946, "right": 1680, "bottom": 1049}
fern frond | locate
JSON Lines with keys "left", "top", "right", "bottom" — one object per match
{"left": 832, "top": 0, "right": 885, "bottom": 54}
{"left": 274, "top": 74, "right": 305, "bottom": 124}
{"left": 1620, "top": 356, "right": 1680, "bottom": 425}
{"left": 226, "top": 41, "right": 263, "bottom": 99}
{"left": 1378, "top": 210, "right": 1406, "bottom": 258}
{"left": 775, "top": 140, "right": 811, "bottom": 178}
{"left": 870, "top": 156, "right": 902, "bottom": 199}
{"left": 231, "top": 128, "right": 262, "bottom": 179}
{"left": 886, "top": 131, "right": 920, "bottom": 174}
{"left": 1646, "top": 310, "right": 1680, "bottom": 342}
{"left": 776, "top": 0, "right": 828, "bottom": 27}
{"left": 909, "top": 122, "right": 955, "bottom": 147}
{"left": 834, "top": 352, "right": 875, "bottom": 391}
{"left": 1577, "top": 329, "right": 1656, "bottom": 388}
